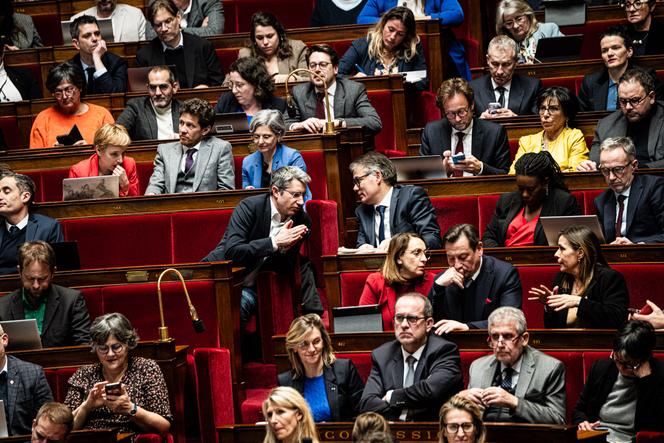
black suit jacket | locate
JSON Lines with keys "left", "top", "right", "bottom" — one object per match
{"left": 116, "top": 97, "right": 181, "bottom": 141}
{"left": 359, "top": 334, "right": 463, "bottom": 421}
{"left": 627, "top": 18, "right": 664, "bottom": 56}
{"left": 0, "top": 284, "right": 91, "bottom": 347}
{"left": 419, "top": 117, "right": 511, "bottom": 175}
{"left": 4, "top": 65, "right": 41, "bottom": 100}
{"left": 0, "top": 214, "right": 64, "bottom": 275}
{"left": 482, "top": 187, "right": 581, "bottom": 247}
{"left": 594, "top": 174, "right": 664, "bottom": 243}
{"left": 70, "top": 52, "right": 127, "bottom": 94}
{"left": 214, "top": 91, "right": 287, "bottom": 115}
{"left": 355, "top": 185, "right": 442, "bottom": 249}
{"left": 277, "top": 359, "right": 365, "bottom": 421}
{"left": 136, "top": 33, "right": 224, "bottom": 89}
{"left": 5, "top": 355, "right": 53, "bottom": 436}
{"left": 469, "top": 74, "right": 541, "bottom": 115}
{"left": 428, "top": 255, "right": 522, "bottom": 328}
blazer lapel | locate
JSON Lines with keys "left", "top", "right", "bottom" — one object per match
{"left": 323, "top": 365, "right": 340, "bottom": 419}
{"left": 481, "top": 357, "right": 499, "bottom": 388}
{"left": 304, "top": 85, "right": 318, "bottom": 119}
{"left": 41, "top": 288, "right": 60, "bottom": 338}
{"left": 391, "top": 351, "right": 405, "bottom": 389}
{"left": 514, "top": 347, "right": 535, "bottom": 399}
{"left": 604, "top": 192, "right": 618, "bottom": 241}
{"left": 334, "top": 82, "right": 345, "bottom": 119}
{"left": 508, "top": 77, "right": 524, "bottom": 113}
{"left": 625, "top": 176, "right": 644, "bottom": 234}
{"left": 470, "top": 119, "right": 483, "bottom": 159}
{"left": 193, "top": 139, "right": 213, "bottom": 191}
{"left": 647, "top": 105, "right": 664, "bottom": 160}
{"left": 25, "top": 215, "right": 37, "bottom": 242}
{"left": 144, "top": 98, "right": 159, "bottom": 139}
{"left": 475, "top": 260, "right": 495, "bottom": 318}
{"left": 6, "top": 358, "right": 18, "bottom": 426}
{"left": 182, "top": 35, "right": 194, "bottom": 88}
{"left": 440, "top": 120, "right": 452, "bottom": 151}
{"left": 167, "top": 144, "right": 181, "bottom": 193}
{"left": 389, "top": 187, "right": 401, "bottom": 232}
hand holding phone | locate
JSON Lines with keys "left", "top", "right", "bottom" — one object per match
{"left": 105, "top": 382, "right": 122, "bottom": 396}
{"left": 452, "top": 152, "right": 466, "bottom": 164}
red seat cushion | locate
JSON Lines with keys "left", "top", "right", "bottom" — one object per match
{"left": 336, "top": 352, "right": 373, "bottom": 383}
{"left": 193, "top": 347, "right": 235, "bottom": 439}
{"left": 546, "top": 351, "right": 583, "bottom": 423}
{"left": 171, "top": 210, "right": 233, "bottom": 263}
{"left": 431, "top": 196, "right": 479, "bottom": 237}
{"left": 241, "top": 388, "right": 271, "bottom": 424}
{"left": 340, "top": 271, "right": 372, "bottom": 307}
{"left": 516, "top": 265, "right": 559, "bottom": 328}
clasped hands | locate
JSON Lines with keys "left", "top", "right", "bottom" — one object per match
{"left": 459, "top": 387, "right": 518, "bottom": 410}
{"left": 432, "top": 268, "right": 470, "bottom": 334}
{"left": 274, "top": 220, "right": 308, "bottom": 250}
{"left": 84, "top": 381, "right": 133, "bottom": 415}
{"left": 528, "top": 285, "right": 581, "bottom": 311}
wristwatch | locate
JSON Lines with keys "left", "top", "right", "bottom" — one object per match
{"left": 129, "top": 402, "right": 138, "bottom": 416}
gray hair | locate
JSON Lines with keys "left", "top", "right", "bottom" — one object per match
{"left": 0, "top": 172, "right": 35, "bottom": 207}
{"left": 396, "top": 292, "right": 433, "bottom": 318}
{"left": 599, "top": 136, "right": 636, "bottom": 160}
{"left": 271, "top": 166, "right": 311, "bottom": 190}
{"left": 349, "top": 151, "right": 397, "bottom": 186}
{"left": 90, "top": 312, "right": 139, "bottom": 349}
{"left": 250, "top": 109, "right": 286, "bottom": 139}
{"left": 496, "top": 0, "right": 537, "bottom": 37}
{"left": 487, "top": 35, "right": 518, "bottom": 59}
{"left": 488, "top": 307, "right": 527, "bottom": 335}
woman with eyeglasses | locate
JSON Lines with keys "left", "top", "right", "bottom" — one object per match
{"left": 484, "top": 151, "right": 581, "bottom": 247}
{"left": 496, "top": 0, "right": 563, "bottom": 64}
{"left": 574, "top": 320, "right": 664, "bottom": 440}
{"left": 510, "top": 87, "right": 589, "bottom": 173}
{"left": 278, "top": 314, "right": 364, "bottom": 422}
{"left": 438, "top": 394, "right": 486, "bottom": 443}
{"left": 623, "top": 0, "right": 664, "bottom": 56}
{"left": 529, "top": 225, "right": 629, "bottom": 328}
{"left": 64, "top": 313, "right": 171, "bottom": 435}
{"left": 242, "top": 110, "right": 311, "bottom": 202}
{"left": 359, "top": 232, "right": 435, "bottom": 330}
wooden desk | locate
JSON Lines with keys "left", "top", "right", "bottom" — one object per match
{"left": 0, "top": 429, "right": 132, "bottom": 443}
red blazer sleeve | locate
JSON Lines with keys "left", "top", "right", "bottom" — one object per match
{"left": 359, "top": 273, "right": 397, "bottom": 330}
{"left": 122, "top": 156, "right": 140, "bottom": 197}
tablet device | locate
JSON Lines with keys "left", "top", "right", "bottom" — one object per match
{"left": 332, "top": 305, "right": 383, "bottom": 333}
{"left": 540, "top": 215, "right": 606, "bottom": 246}
{"left": 392, "top": 155, "right": 446, "bottom": 181}
{"left": 56, "top": 125, "right": 83, "bottom": 146}
{"left": 61, "top": 18, "right": 114, "bottom": 45}
{"left": 63, "top": 175, "right": 119, "bottom": 201}
{"left": 534, "top": 34, "right": 584, "bottom": 63}
{"left": 0, "top": 319, "right": 42, "bottom": 351}
{"left": 213, "top": 112, "right": 250, "bottom": 135}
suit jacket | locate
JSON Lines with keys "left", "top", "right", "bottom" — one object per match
{"left": 482, "top": 187, "right": 581, "bottom": 247}
{"left": 116, "top": 97, "right": 181, "bottom": 141}
{"left": 355, "top": 185, "right": 442, "bottom": 249}
{"left": 278, "top": 359, "right": 365, "bottom": 421}
{"left": 578, "top": 64, "right": 663, "bottom": 111}
{"left": 419, "top": 117, "right": 511, "bottom": 175}
{"left": 594, "top": 174, "right": 664, "bottom": 243}
{"left": 146, "top": 0, "right": 224, "bottom": 38}
{"left": 285, "top": 77, "right": 382, "bottom": 133}
{"left": 573, "top": 358, "right": 664, "bottom": 432}
{"left": 68, "top": 153, "right": 140, "bottom": 197}
{"left": 136, "top": 33, "right": 224, "bottom": 89}
{"left": 4, "top": 65, "right": 42, "bottom": 100}
{"left": 8, "top": 13, "right": 42, "bottom": 49}
{"left": 0, "top": 284, "right": 91, "bottom": 347}
{"left": 0, "top": 213, "right": 64, "bottom": 248}
{"left": 470, "top": 74, "right": 541, "bottom": 115}
{"left": 428, "top": 255, "right": 522, "bottom": 329}
{"left": 5, "top": 355, "right": 53, "bottom": 436}
{"left": 627, "top": 18, "right": 664, "bottom": 56}
{"left": 70, "top": 52, "right": 128, "bottom": 95}
{"left": 214, "top": 91, "right": 287, "bottom": 115}
{"left": 590, "top": 101, "right": 664, "bottom": 167}
{"left": 145, "top": 137, "right": 234, "bottom": 194}
{"left": 468, "top": 346, "right": 566, "bottom": 424}
{"left": 359, "top": 333, "right": 463, "bottom": 421}
{"left": 241, "top": 144, "right": 311, "bottom": 201}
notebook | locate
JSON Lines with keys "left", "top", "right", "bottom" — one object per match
{"left": 213, "top": 112, "right": 250, "bottom": 135}
{"left": 62, "top": 175, "right": 119, "bottom": 201}
{"left": 332, "top": 305, "right": 384, "bottom": 333}
{"left": 0, "top": 319, "right": 42, "bottom": 351}
{"left": 392, "top": 155, "right": 446, "bottom": 181}
{"left": 540, "top": 215, "right": 606, "bottom": 246}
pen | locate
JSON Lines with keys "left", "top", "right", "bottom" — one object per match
{"left": 354, "top": 64, "right": 366, "bottom": 74}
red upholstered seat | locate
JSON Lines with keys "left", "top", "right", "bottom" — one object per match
{"left": 340, "top": 271, "right": 372, "bottom": 307}
{"left": 329, "top": 41, "right": 353, "bottom": 59}
{"left": 44, "top": 369, "right": 58, "bottom": 401}
{"left": 301, "top": 152, "right": 328, "bottom": 199}
{"left": 516, "top": 265, "right": 559, "bottom": 328}
{"left": 637, "top": 432, "right": 664, "bottom": 443}
{"left": 22, "top": 171, "right": 43, "bottom": 203}
{"left": 431, "top": 196, "right": 480, "bottom": 236}
{"left": 571, "top": 191, "right": 585, "bottom": 213}
{"left": 234, "top": 0, "right": 314, "bottom": 32}
{"left": 222, "top": 0, "right": 238, "bottom": 33}
{"left": 304, "top": 200, "right": 339, "bottom": 282}
{"left": 367, "top": 90, "right": 396, "bottom": 152}
{"left": 233, "top": 156, "right": 243, "bottom": 189}
{"left": 582, "top": 189, "right": 603, "bottom": 215}
{"left": 478, "top": 194, "right": 501, "bottom": 238}
{"left": 40, "top": 168, "right": 69, "bottom": 202}
{"left": 613, "top": 264, "right": 664, "bottom": 313}
{"left": 241, "top": 388, "right": 271, "bottom": 424}
{"left": 508, "top": 139, "right": 519, "bottom": 160}
{"left": 0, "top": 116, "right": 21, "bottom": 150}
{"left": 193, "top": 348, "right": 235, "bottom": 441}
{"left": 216, "top": 48, "right": 240, "bottom": 74}
{"left": 136, "top": 162, "right": 154, "bottom": 195}
{"left": 335, "top": 352, "right": 373, "bottom": 383}
{"left": 80, "top": 287, "right": 104, "bottom": 322}
{"left": 560, "top": 20, "right": 621, "bottom": 60}
{"left": 32, "top": 14, "right": 64, "bottom": 46}
{"left": 411, "top": 91, "right": 441, "bottom": 128}
{"left": 135, "top": 434, "right": 174, "bottom": 443}
{"left": 460, "top": 351, "right": 491, "bottom": 388}
{"left": 541, "top": 76, "right": 582, "bottom": 94}
{"left": 55, "top": 367, "right": 77, "bottom": 403}
{"left": 171, "top": 210, "right": 233, "bottom": 263}
{"left": 546, "top": 351, "right": 584, "bottom": 423}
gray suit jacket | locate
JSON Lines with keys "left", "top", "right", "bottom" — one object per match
{"left": 145, "top": 137, "right": 234, "bottom": 194}
{"left": 116, "top": 97, "right": 181, "bottom": 141}
{"left": 9, "top": 13, "right": 42, "bottom": 49}
{"left": 146, "top": 0, "right": 224, "bottom": 38}
{"left": 285, "top": 77, "right": 382, "bottom": 133}
{"left": 590, "top": 101, "right": 664, "bottom": 167}
{"left": 5, "top": 355, "right": 53, "bottom": 436}
{"left": 468, "top": 346, "right": 566, "bottom": 424}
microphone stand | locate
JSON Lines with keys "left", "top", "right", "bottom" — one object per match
{"left": 156, "top": 268, "right": 205, "bottom": 341}
{"left": 284, "top": 68, "right": 336, "bottom": 135}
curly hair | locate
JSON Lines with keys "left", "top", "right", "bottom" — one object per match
{"left": 228, "top": 57, "right": 275, "bottom": 102}
{"left": 180, "top": 98, "right": 215, "bottom": 128}
{"left": 514, "top": 151, "right": 568, "bottom": 192}
{"left": 247, "top": 12, "right": 293, "bottom": 61}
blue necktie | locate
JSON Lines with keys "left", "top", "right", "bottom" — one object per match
{"left": 376, "top": 205, "right": 386, "bottom": 246}
{"left": 501, "top": 367, "right": 514, "bottom": 392}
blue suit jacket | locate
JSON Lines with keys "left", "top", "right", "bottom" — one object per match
{"left": 6, "top": 355, "right": 53, "bottom": 436}
{"left": 0, "top": 213, "right": 63, "bottom": 246}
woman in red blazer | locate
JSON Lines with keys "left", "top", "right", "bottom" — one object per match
{"left": 68, "top": 123, "right": 139, "bottom": 197}
{"left": 359, "top": 232, "right": 435, "bottom": 330}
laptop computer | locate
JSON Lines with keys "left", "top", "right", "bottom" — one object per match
{"left": 51, "top": 242, "right": 81, "bottom": 271}
{"left": 213, "top": 112, "right": 250, "bottom": 135}
{"left": 392, "top": 155, "right": 446, "bottom": 181}
{"left": 0, "top": 400, "right": 7, "bottom": 437}
{"left": 61, "top": 18, "right": 114, "bottom": 45}
{"left": 332, "top": 305, "right": 384, "bottom": 333}
{"left": 62, "top": 175, "right": 119, "bottom": 201}
{"left": 540, "top": 215, "right": 606, "bottom": 246}
{"left": 0, "top": 319, "right": 42, "bottom": 351}
{"left": 534, "top": 34, "right": 584, "bottom": 63}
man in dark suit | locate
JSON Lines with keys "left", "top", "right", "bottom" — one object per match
{"left": 202, "top": 166, "right": 323, "bottom": 329}
{"left": 0, "top": 44, "right": 41, "bottom": 101}
{"left": 137, "top": 0, "right": 223, "bottom": 90}
{"left": 428, "top": 224, "right": 522, "bottom": 333}
{"left": 351, "top": 151, "right": 442, "bottom": 250}
{"left": 0, "top": 172, "right": 63, "bottom": 275}
{"left": 146, "top": 0, "right": 224, "bottom": 38}
{"left": 421, "top": 77, "right": 511, "bottom": 176}
{"left": 594, "top": 136, "right": 664, "bottom": 244}
{"left": 0, "top": 241, "right": 91, "bottom": 347}
{"left": 68, "top": 15, "right": 127, "bottom": 95}
{"left": 359, "top": 293, "right": 463, "bottom": 421}
{"left": 470, "top": 35, "right": 541, "bottom": 118}
{"left": 116, "top": 65, "right": 181, "bottom": 141}
{"left": 460, "top": 307, "right": 566, "bottom": 424}
{"left": 286, "top": 44, "right": 382, "bottom": 134}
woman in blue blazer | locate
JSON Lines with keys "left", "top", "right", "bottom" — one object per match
{"left": 242, "top": 109, "right": 312, "bottom": 202}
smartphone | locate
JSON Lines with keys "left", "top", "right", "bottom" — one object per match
{"left": 452, "top": 152, "right": 466, "bottom": 164}
{"left": 105, "top": 382, "right": 122, "bottom": 396}
{"left": 487, "top": 102, "right": 501, "bottom": 114}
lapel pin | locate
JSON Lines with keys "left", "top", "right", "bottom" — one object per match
{"left": 9, "top": 380, "right": 14, "bottom": 385}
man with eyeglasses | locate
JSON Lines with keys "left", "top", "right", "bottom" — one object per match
{"left": 116, "top": 66, "right": 181, "bottom": 141}
{"left": 145, "top": 97, "right": 234, "bottom": 194}
{"left": 574, "top": 320, "right": 664, "bottom": 439}
{"left": 420, "top": 77, "right": 510, "bottom": 176}
{"left": 623, "top": 0, "right": 664, "bottom": 56}
{"left": 360, "top": 292, "right": 463, "bottom": 421}
{"left": 459, "top": 307, "right": 566, "bottom": 424}
{"left": 593, "top": 136, "right": 664, "bottom": 244}
{"left": 578, "top": 68, "right": 664, "bottom": 171}
{"left": 286, "top": 44, "right": 382, "bottom": 134}
{"left": 145, "top": 0, "right": 224, "bottom": 39}
{"left": 428, "top": 224, "right": 521, "bottom": 334}
{"left": 203, "top": 166, "right": 324, "bottom": 331}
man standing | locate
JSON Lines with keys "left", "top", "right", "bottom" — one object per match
{"left": 428, "top": 224, "right": 522, "bottom": 334}
{"left": 594, "top": 137, "right": 664, "bottom": 244}
{"left": 116, "top": 65, "right": 180, "bottom": 141}
{"left": 286, "top": 44, "right": 382, "bottom": 134}
{"left": 0, "top": 172, "right": 63, "bottom": 275}
{"left": 31, "top": 403, "right": 73, "bottom": 443}
{"left": 470, "top": 35, "right": 541, "bottom": 118}
{"left": 68, "top": 15, "right": 127, "bottom": 95}
{"left": 202, "top": 166, "right": 323, "bottom": 329}
{"left": 624, "top": 0, "right": 664, "bottom": 55}
{"left": 421, "top": 77, "right": 511, "bottom": 176}
{"left": 359, "top": 293, "right": 463, "bottom": 421}
{"left": 137, "top": 0, "right": 223, "bottom": 89}
{"left": 146, "top": 0, "right": 224, "bottom": 38}
{"left": 0, "top": 241, "right": 92, "bottom": 347}
{"left": 459, "top": 307, "right": 566, "bottom": 424}
{"left": 145, "top": 98, "right": 233, "bottom": 194}
{"left": 351, "top": 151, "right": 442, "bottom": 250}
{"left": 71, "top": 0, "right": 147, "bottom": 42}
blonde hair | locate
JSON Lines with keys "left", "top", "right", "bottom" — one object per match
{"left": 438, "top": 395, "right": 486, "bottom": 443}
{"left": 367, "top": 6, "right": 419, "bottom": 63}
{"left": 94, "top": 123, "right": 131, "bottom": 151}
{"left": 495, "top": 0, "right": 537, "bottom": 40}
{"left": 381, "top": 232, "right": 426, "bottom": 285}
{"left": 285, "top": 314, "right": 336, "bottom": 379}
{"left": 262, "top": 387, "right": 319, "bottom": 443}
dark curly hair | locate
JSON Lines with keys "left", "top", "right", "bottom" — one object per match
{"left": 247, "top": 11, "right": 293, "bottom": 61}
{"left": 180, "top": 98, "right": 215, "bottom": 129}
{"left": 228, "top": 57, "right": 275, "bottom": 102}
{"left": 514, "top": 151, "right": 568, "bottom": 192}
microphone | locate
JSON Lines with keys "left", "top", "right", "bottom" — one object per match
{"left": 156, "top": 268, "right": 205, "bottom": 341}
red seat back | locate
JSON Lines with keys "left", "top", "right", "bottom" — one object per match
{"left": 194, "top": 347, "right": 235, "bottom": 441}
{"left": 171, "top": 210, "right": 233, "bottom": 263}
{"left": 516, "top": 265, "right": 559, "bottom": 328}
{"left": 582, "top": 189, "right": 603, "bottom": 215}
{"left": 0, "top": 116, "right": 21, "bottom": 150}
{"left": 335, "top": 352, "right": 373, "bottom": 383}
{"left": 31, "top": 14, "right": 64, "bottom": 46}
{"left": 367, "top": 90, "right": 396, "bottom": 152}
{"left": 431, "top": 196, "right": 479, "bottom": 236}
{"left": 234, "top": 0, "right": 314, "bottom": 32}
{"left": 340, "top": 271, "right": 372, "bottom": 307}
{"left": 546, "top": 351, "right": 583, "bottom": 423}
{"left": 478, "top": 194, "right": 501, "bottom": 238}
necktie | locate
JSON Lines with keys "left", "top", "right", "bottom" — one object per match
{"left": 500, "top": 367, "right": 514, "bottom": 392}
{"left": 496, "top": 86, "right": 506, "bottom": 108}
{"left": 376, "top": 205, "right": 386, "bottom": 246}
{"left": 185, "top": 148, "right": 197, "bottom": 174}
{"left": 453, "top": 132, "right": 465, "bottom": 177}
{"left": 85, "top": 67, "right": 95, "bottom": 95}
{"left": 615, "top": 194, "right": 626, "bottom": 239}
{"left": 315, "top": 92, "right": 326, "bottom": 119}
{"left": 404, "top": 355, "right": 416, "bottom": 388}
{"left": 8, "top": 226, "right": 18, "bottom": 237}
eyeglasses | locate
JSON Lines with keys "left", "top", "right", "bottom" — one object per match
{"left": 148, "top": 83, "right": 171, "bottom": 92}
{"left": 352, "top": 172, "right": 373, "bottom": 187}
{"left": 281, "top": 189, "right": 305, "bottom": 199}
{"left": 620, "top": 0, "right": 649, "bottom": 10}
{"left": 405, "top": 248, "right": 431, "bottom": 260}
{"left": 538, "top": 105, "right": 561, "bottom": 114}
{"left": 445, "top": 107, "right": 470, "bottom": 120}
{"left": 394, "top": 314, "right": 427, "bottom": 325}
{"left": 251, "top": 134, "right": 276, "bottom": 143}
{"left": 53, "top": 86, "right": 78, "bottom": 99}
{"left": 598, "top": 163, "right": 632, "bottom": 177}
{"left": 96, "top": 343, "right": 125, "bottom": 354}
{"left": 503, "top": 15, "right": 527, "bottom": 29}
{"left": 444, "top": 423, "right": 474, "bottom": 434}
{"left": 487, "top": 332, "right": 522, "bottom": 347}
{"left": 618, "top": 95, "right": 648, "bottom": 108}
{"left": 297, "top": 337, "right": 322, "bottom": 349}
{"left": 611, "top": 351, "right": 641, "bottom": 371}
{"left": 308, "top": 62, "right": 331, "bottom": 70}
